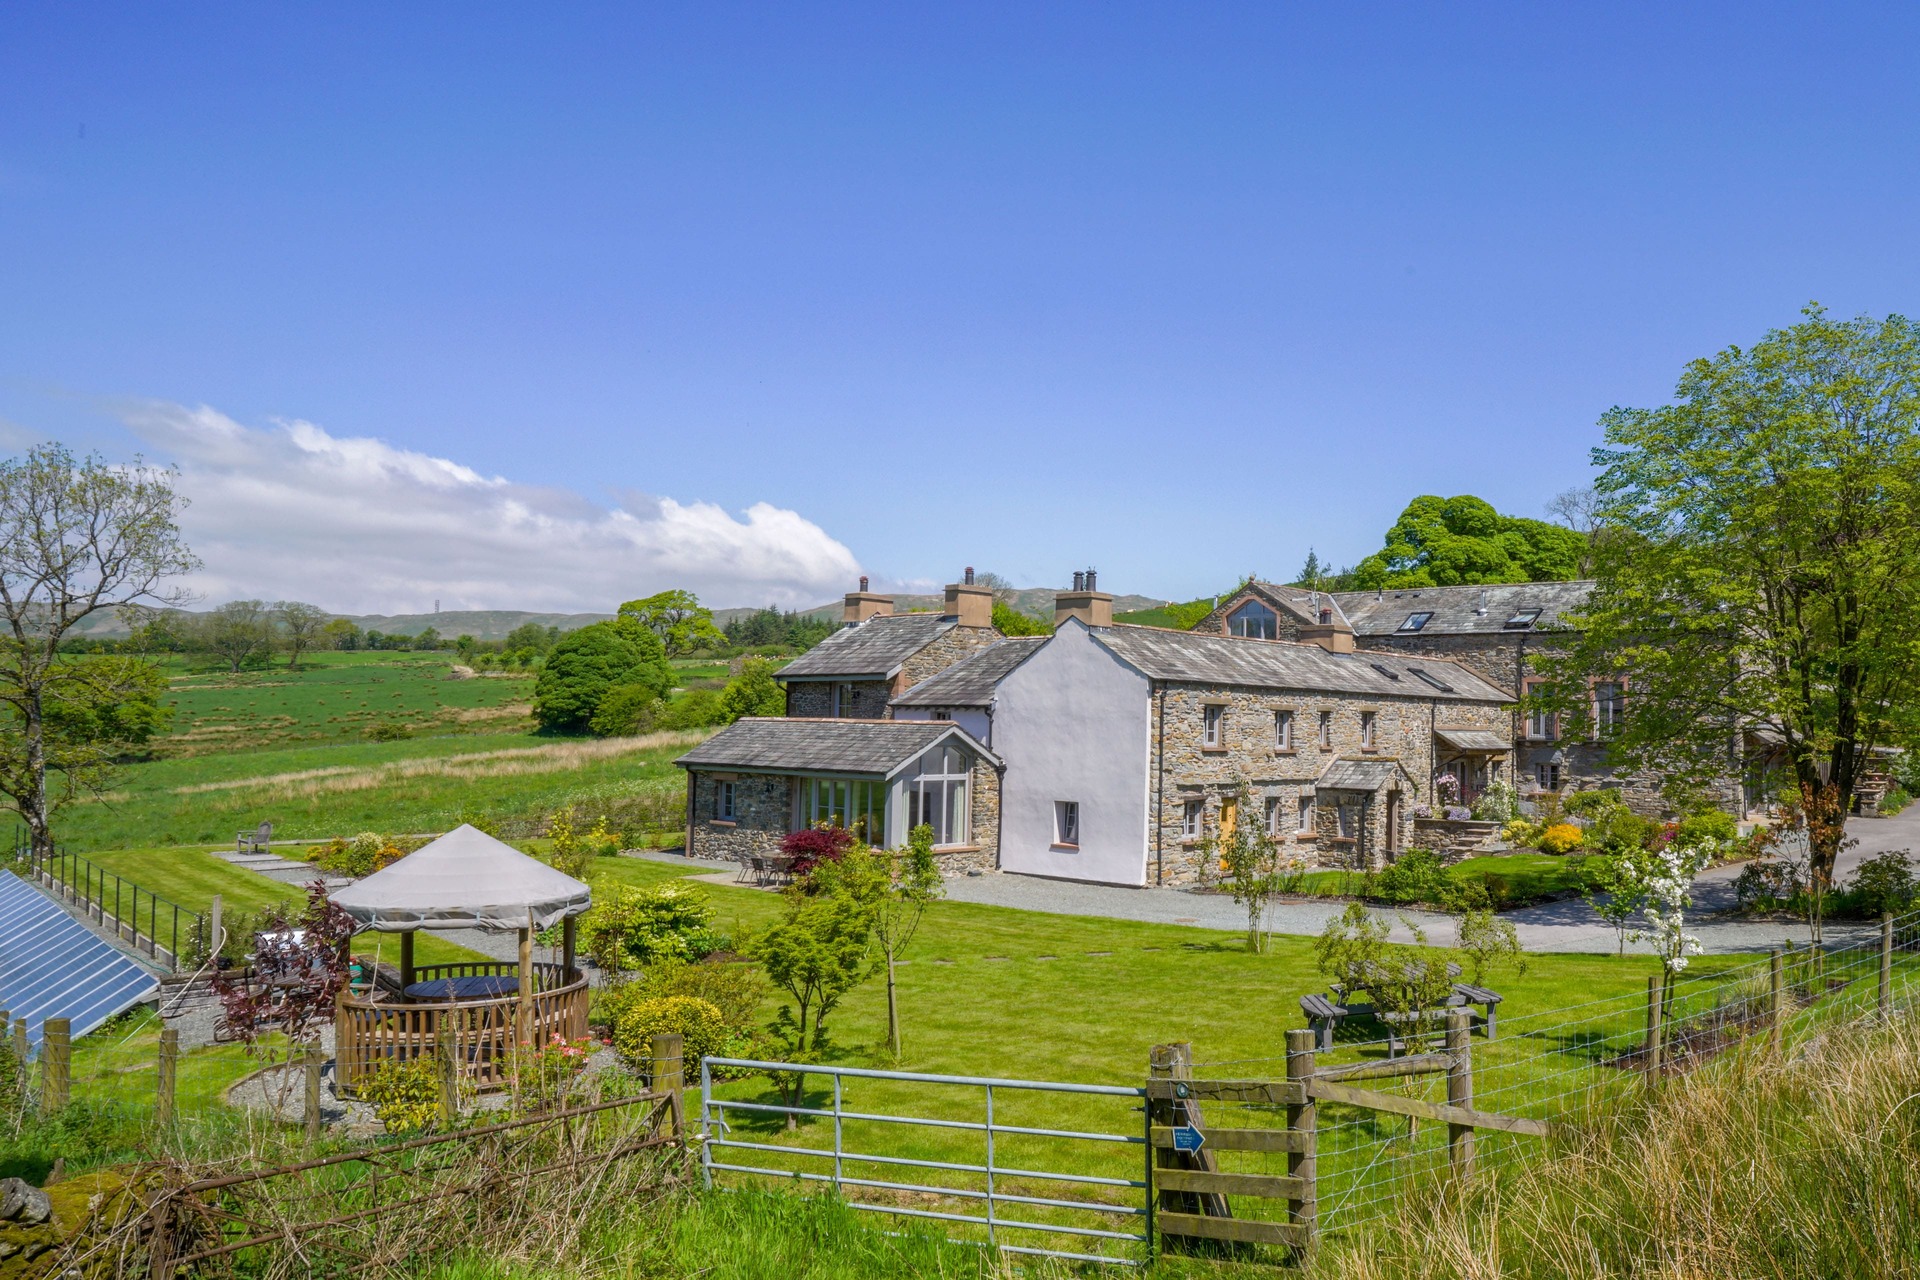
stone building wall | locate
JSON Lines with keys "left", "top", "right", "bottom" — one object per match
{"left": 941, "top": 759, "right": 1001, "bottom": 875}
{"left": 685, "top": 771, "right": 794, "bottom": 862}
{"left": 1144, "top": 681, "right": 1514, "bottom": 884}
{"left": 1410, "top": 818, "right": 1505, "bottom": 862}
{"left": 897, "top": 626, "right": 1003, "bottom": 692}
{"left": 1191, "top": 589, "right": 1312, "bottom": 641}
{"left": 783, "top": 679, "right": 892, "bottom": 719}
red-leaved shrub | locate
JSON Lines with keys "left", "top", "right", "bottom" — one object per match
{"left": 781, "top": 826, "right": 853, "bottom": 876}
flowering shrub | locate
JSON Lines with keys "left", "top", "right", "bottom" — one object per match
{"left": 781, "top": 825, "right": 854, "bottom": 877}
{"left": 313, "top": 832, "right": 407, "bottom": 877}
{"left": 1471, "top": 780, "right": 1517, "bottom": 823}
{"left": 582, "top": 882, "right": 727, "bottom": 975}
{"left": 611, "top": 994, "right": 727, "bottom": 1075}
{"left": 1501, "top": 817, "right": 1542, "bottom": 846}
{"left": 1410, "top": 803, "right": 1433, "bottom": 819}
{"left": 1538, "top": 823, "right": 1585, "bottom": 855}
{"left": 1631, "top": 843, "right": 1713, "bottom": 973}
{"left": 512, "top": 1034, "right": 593, "bottom": 1113}
{"left": 1435, "top": 774, "right": 1460, "bottom": 806}
{"left": 1444, "top": 806, "right": 1474, "bottom": 822}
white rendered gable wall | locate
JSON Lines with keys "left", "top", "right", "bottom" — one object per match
{"left": 994, "top": 619, "right": 1152, "bottom": 885}
{"left": 890, "top": 705, "right": 993, "bottom": 746}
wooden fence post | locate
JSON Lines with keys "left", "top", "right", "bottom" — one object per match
{"left": 1880, "top": 915, "right": 1894, "bottom": 1016}
{"left": 10, "top": 1019, "right": 25, "bottom": 1087}
{"left": 651, "top": 1032, "right": 684, "bottom": 1136}
{"left": 303, "top": 1043, "right": 323, "bottom": 1142}
{"left": 1445, "top": 1010, "right": 1474, "bottom": 1177}
{"left": 436, "top": 1023, "right": 459, "bottom": 1128}
{"left": 1769, "top": 948, "right": 1784, "bottom": 1053}
{"left": 41, "top": 1018, "right": 70, "bottom": 1115}
{"left": 157, "top": 1026, "right": 178, "bottom": 1126}
{"left": 1285, "top": 1028, "right": 1318, "bottom": 1247}
{"left": 209, "top": 894, "right": 223, "bottom": 963}
{"left": 1645, "top": 973, "right": 1663, "bottom": 1078}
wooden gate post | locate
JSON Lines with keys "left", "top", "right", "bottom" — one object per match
{"left": 303, "top": 1043, "right": 323, "bottom": 1142}
{"left": 41, "top": 1018, "right": 70, "bottom": 1115}
{"left": 1284, "top": 1028, "right": 1317, "bottom": 1244}
{"left": 1880, "top": 915, "right": 1894, "bottom": 1016}
{"left": 1769, "top": 948, "right": 1784, "bottom": 1054}
{"left": 1445, "top": 1010, "right": 1473, "bottom": 1176}
{"left": 10, "top": 1019, "right": 26, "bottom": 1086}
{"left": 157, "top": 1026, "right": 178, "bottom": 1126}
{"left": 652, "top": 1032, "right": 685, "bottom": 1136}
{"left": 1645, "top": 973, "right": 1663, "bottom": 1078}
{"left": 436, "top": 1023, "right": 459, "bottom": 1128}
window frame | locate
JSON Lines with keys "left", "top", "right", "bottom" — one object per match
{"left": 1593, "top": 681, "right": 1627, "bottom": 735}
{"left": 1317, "top": 710, "right": 1334, "bottom": 750}
{"left": 1181, "top": 799, "right": 1204, "bottom": 839}
{"left": 1227, "top": 599, "right": 1279, "bottom": 640}
{"left": 715, "top": 779, "right": 736, "bottom": 821}
{"left": 1360, "top": 710, "right": 1377, "bottom": 750}
{"left": 1397, "top": 612, "right": 1434, "bottom": 633}
{"left": 1202, "top": 704, "right": 1225, "bottom": 748}
{"left": 1297, "top": 795, "right": 1315, "bottom": 834}
{"left": 1524, "top": 680, "right": 1557, "bottom": 740}
{"left": 1054, "top": 800, "right": 1080, "bottom": 848}
{"left": 1274, "top": 709, "right": 1294, "bottom": 751}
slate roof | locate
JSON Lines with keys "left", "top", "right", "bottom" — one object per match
{"left": 1092, "top": 625, "right": 1513, "bottom": 702}
{"left": 1316, "top": 758, "right": 1415, "bottom": 792}
{"left": 1435, "top": 728, "right": 1512, "bottom": 753}
{"left": 1332, "top": 582, "right": 1594, "bottom": 637}
{"left": 675, "top": 718, "right": 1000, "bottom": 776}
{"left": 890, "top": 637, "right": 1047, "bottom": 708}
{"left": 776, "top": 613, "right": 957, "bottom": 681}
{"left": 1230, "top": 582, "right": 1354, "bottom": 627}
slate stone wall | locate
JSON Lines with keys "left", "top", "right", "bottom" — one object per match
{"left": 783, "top": 679, "right": 892, "bottom": 719}
{"left": 685, "top": 771, "right": 793, "bottom": 862}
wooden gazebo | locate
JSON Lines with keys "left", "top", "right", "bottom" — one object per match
{"left": 328, "top": 825, "right": 592, "bottom": 1093}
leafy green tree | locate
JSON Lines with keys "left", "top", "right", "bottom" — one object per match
{"left": 746, "top": 874, "right": 878, "bottom": 1125}
{"left": 322, "top": 617, "right": 362, "bottom": 650}
{"left": 991, "top": 600, "right": 1052, "bottom": 636}
{"left": 588, "top": 683, "right": 663, "bottom": 736}
{"left": 618, "top": 589, "right": 726, "bottom": 657}
{"left": 654, "top": 687, "right": 728, "bottom": 730}
{"left": 812, "top": 826, "right": 945, "bottom": 1057}
{"left": 1540, "top": 307, "right": 1920, "bottom": 909}
{"left": 719, "top": 657, "right": 787, "bottom": 722}
{"left": 1352, "top": 495, "right": 1586, "bottom": 589}
{"left": 1202, "top": 781, "right": 1291, "bottom": 953}
{"left": 502, "top": 621, "right": 559, "bottom": 655}
{"left": 272, "top": 601, "right": 330, "bottom": 670}
{"left": 532, "top": 621, "right": 673, "bottom": 733}
{"left": 0, "top": 445, "right": 196, "bottom": 856}
{"left": 195, "top": 599, "right": 275, "bottom": 672}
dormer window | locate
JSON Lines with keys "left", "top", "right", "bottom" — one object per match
{"left": 1398, "top": 612, "right": 1434, "bottom": 633}
{"left": 1504, "top": 609, "right": 1541, "bottom": 630}
{"left": 1228, "top": 600, "right": 1278, "bottom": 640}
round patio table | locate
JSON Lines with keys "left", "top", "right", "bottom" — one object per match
{"left": 403, "top": 974, "right": 520, "bottom": 1001}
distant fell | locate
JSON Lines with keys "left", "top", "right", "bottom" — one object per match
{"left": 791, "top": 588, "right": 1169, "bottom": 622}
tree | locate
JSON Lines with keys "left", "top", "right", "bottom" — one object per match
{"left": 322, "top": 617, "right": 363, "bottom": 650}
{"left": 719, "top": 657, "right": 787, "bottom": 722}
{"left": 0, "top": 445, "right": 196, "bottom": 856}
{"left": 415, "top": 626, "right": 441, "bottom": 651}
{"left": 618, "top": 589, "right": 725, "bottom": 657}
{"left": 532, "top": 621, "right": 673, "bottom": 733}
{"left": 1351, "top": 495, "right": 1586, "bottom": 589}
{"left": 1543, "top": 487, "right": 1611, "bottom": 577}
{"left": 196, "top": 600, "right": 275, "bottom": 672}
{"left": 746, "top": 877, "right": 878, "bottom": 1126}
{"left": 990, "top": 600, "right": 1052, "bottom": 636}
{"left": 815, "top": 825, "right": 944, "bottom": 1057}
{"left": 1541, "top": 308, "right": 1920, "bottom": 922}
{"left": 1202, "top": 781, "right": 1292, "bottom": 953}
{"left": 588, "top": 682, "right": 664, "bottom": 736}
{"left": 273, "top": 601, "right": 330, "bottom": 670}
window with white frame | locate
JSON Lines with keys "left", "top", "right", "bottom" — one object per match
{"left": 1533, "top": 762, "right": 1562, "bottom": 790}
{"left": 1336, "top": 801, "right": 1361, "bottom": 839}
{"left": 794, "top": 776, "right": 888, "bottom": 844}
{"left": 1298, "top": 795, "right": 1315, "bottom": 833}
{"left": 1525, "top": 682, "right": 1557, "bottom": 740}
{"left": 1228, "top": 600, "right": 1278, "bottom": 640}
{"left": 1594, "top": 682, "right": 1626, "bottom": 734}
{"left": 1360, "top": 711, "right": 1377, "bottom": 749}
{"left": 715, "top": 780, "right": 736, "bottom": 821}
{"left": 903, "top": 743, "right": 973, "bottom": 846}
{"left": 1202, "top": 704, "right": 1224, "bottom": 747}
{"left": 1182, "top": 799, "right": 1203, "bottom": 838}
{"left": 1275, "top": 710, "right": 1294, "bottom": 750}
{"left": 1318, "top": 710, "right": 1333, "bottom": 749}
{"left": 1054, "top": 801, "right": 1080, "bottom": 848}
{"left": 1265, "top": 796, "right": 1284, "bottom": 836}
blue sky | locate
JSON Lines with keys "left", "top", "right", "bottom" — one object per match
{"left": 2, "top": 5, "right": 1917, "bottom": 612}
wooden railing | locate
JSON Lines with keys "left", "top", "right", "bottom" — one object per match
{"left": 334, "top": 962, "right": 589, "bottom": 1094}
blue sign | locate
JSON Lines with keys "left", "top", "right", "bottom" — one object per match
{"left": 1171, "top": 1125, "right": 1206, "bottom": 1153}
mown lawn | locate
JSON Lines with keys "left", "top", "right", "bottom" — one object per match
{"left": 1294, "top": 851, "right": 1589, "bottom": 907}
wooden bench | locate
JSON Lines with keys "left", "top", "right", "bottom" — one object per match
{"left": 1299, "top": 993, "right": 1348, "bottom": 1052}
{"left": 1302, "top": 980, "right": 1505, "bottom": 1054}
{"left": 1451, "top": 983, "right": 1503, "bottom": 1039}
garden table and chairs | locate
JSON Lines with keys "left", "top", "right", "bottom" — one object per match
{"left": 1299, "top": 961, "right": 1504, "bottom": 1054}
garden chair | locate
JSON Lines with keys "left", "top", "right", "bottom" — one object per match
{"left": 237, "top": 821, "right": 273, "bottom": 855}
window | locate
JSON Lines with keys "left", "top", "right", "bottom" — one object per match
{"left": 830, "top": 682, "right": 855, "bottom": 717}
{"left": 715, "top": 780, "right": 736, "bottom": 821}
{"left": 1202, "top": 705, "right": 1224, "bottom": 748}
{"left": 795, "top": 777, "right": 888, "bottom": 844}
{"left": 903, "top": 744, "right": 972, "bottom": 846}
{"left": 1298, "top": 795, "right": 1315, "bottom": 833}
{"left": 1360, "top": 711, "right": 1377, "bottom": 750}
{"left": 1266, "top": 796, "right": 1284, "bottom": 836}
{"left": 1594, "top": 682, "right": 1626, "bottom": 734}
{"left": 1525, "top": 684, "right": 1557, "bottom": 740}
{"left": 1274, "top": 710, "right": 1295, "bottom": 750}
{"left": 1369, "top": 662, "right": 1402, "bottom": 681}
{"left": 1504, "top": 609, "right": 1541, "bottom": 630}
{"left": 1228, "top": 600, "right": 1278, "bottom": 640}
{"left": 1054, "top": 801, "right": 1080, "bottom": 847}
{"left": 1409, "top": 668, "right": 1454, "bottom": 693}
{"left": 1318, "top": 710, "right": 1333, "bottom": 749}
{"left": 1533, "top": 762, "right": 1562, "bottom": 790}
{"left": 931, "top": 710, "right": 952, "bottom": 721}
{"left": 1336, "top": 803, "right": 1360, "bottom": 839}
{"left": 1182, "top": 800, "right": 1203, "bottom": 839}
{"left": 1398, "top": 612, "right": 1434, "bottom": 633}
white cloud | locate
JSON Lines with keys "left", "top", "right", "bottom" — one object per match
{"left": 117, "top": 402, "right": 864, "bottom": 615}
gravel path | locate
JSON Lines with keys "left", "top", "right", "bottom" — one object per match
{"left": 939, "top": 808, "right": 1920, "bottom": 956}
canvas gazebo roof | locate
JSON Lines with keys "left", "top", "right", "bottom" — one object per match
{"left": 329, "top": 824, "right": 592, "bottom": 933}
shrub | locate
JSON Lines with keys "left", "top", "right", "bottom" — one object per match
{"left": 1839, "top": 850, "right": 1918, "bottom": 918}
{"left": 1562, "top": 788, "right": 1624, "bottom": 818}
{"left": 1374, "top": 848, "right": 1451, "bottom": 905}
{"left": 1501, "top": 817, "right": 1541, "bottom": 846}
{"left": 654, "top": 687, "right": 729, "bottom": 731}
{"left": 602, "top": 960, "right": 766, "bottom": 1075}
{"left": 361, "top": 1057, "right": 441, "bottom": 1134}
{"left": 1586, "top": 807, "right": 1658, "bottom": 853}
{"left": 1470, "top": 780, "right": 1517, "bottom": 823}
{"left": 545, "top": 807, "right": 594, "bottom": 878}
{"left": 589, "top": 683, "right": 663, "bottom": 737}
{"left": 782, "top": 826, "right": 854, "bottom": 878}
{"left": 314, "top": 831, "right": 406, "bottom": 878}
{"left": 1538, "top": 823, "right": 1585, "bottom": 855}
{"left": 583, "top": 882, "right": 726, "bottom": 975}
{"left": 611, "top": 994, "right": 727, "bottom": 1075}
{"left": 1677, "top": 809, "right": 1740, "bottom": 846}
{"left": 367, "top": 721, "right": 412, "bottom": 741}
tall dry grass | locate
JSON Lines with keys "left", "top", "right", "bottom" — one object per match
{"left": 1314, "top": 1009, "right": 1920, "bottom": 1280}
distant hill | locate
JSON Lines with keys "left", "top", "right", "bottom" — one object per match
{"left": 791, "top": 588, "right": 1170, "bottom": 622}
{"left": 71, "top": 608, "right": 615, "bottom": 641}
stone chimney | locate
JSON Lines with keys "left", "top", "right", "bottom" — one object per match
{"left": 1054, "top": 565, "right": 1113, "bottom": 629}
{"left": 943, "top": 567, "right": 994, "bottom": 629}
{"left": 1300, "top": 602, "right": 1356, "bottom": 654}
{"left": 843, "top": 575, "right": 892, "bottom": 626}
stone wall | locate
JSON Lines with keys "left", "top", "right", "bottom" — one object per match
{"left": 1145, "top": 680, "right": 1514, "bottom": 883}
{"left": 897, "top": 625, "right": 1002, "bottom": 693}
{"left": 951, "top": 757, "right": 1001, "bottom": 874}
{"left": 1410, "top": 818, "right": 1504, "bottom": 862}
{"left": 685, "top": 771, "right": 793, "bottom": 862}
{"left": 783, "top": 679, "right": 892, "bottom": 719}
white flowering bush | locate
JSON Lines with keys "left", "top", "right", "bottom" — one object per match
{"left": 1627, "top": 841, "right": 1721, "bottom": 973}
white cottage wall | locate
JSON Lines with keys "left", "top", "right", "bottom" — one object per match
{"left": 994, "top": 620, "right": 1152, "bottom": 885}
{"left": 890, "top": 706, "right": 994, "bottom": 746}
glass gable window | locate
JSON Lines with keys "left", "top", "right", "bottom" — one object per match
{"left": 795, "top": 777, "right": 889, "bottom": 845}
{"left": 1228, "top": 601, "right": 1278, "bottom": 639}
{"left": 903, "top": 744, "right": 972, "bottom": 847}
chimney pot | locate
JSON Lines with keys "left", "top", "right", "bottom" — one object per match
{"left": 1319, "top": 607, "right": 1332, "bottom": 624}
{"left": 859, "top": 575, "right": 869, "bottom": 592}
{"left": 965, "top": 566, "right": 975, "bottom": 585}
{"left": 1086, "top": 567, "right": 1098, "bottom": 591}
{"left": 1072, "top": 570, "right": 1085, "bottom": 591}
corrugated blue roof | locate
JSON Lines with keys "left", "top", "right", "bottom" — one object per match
{"left": 0, "top": 869, "right": 158, "bottom": 1053}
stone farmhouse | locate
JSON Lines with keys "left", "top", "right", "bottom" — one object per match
{"left": 677, "top": 573, "right": 1516, "bottom": 886}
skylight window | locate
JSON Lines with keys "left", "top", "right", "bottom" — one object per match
{"left": 1370, "top": 663, "right": 1402, "bottom": 681}
{"left": 1504, "top": 609, "right": 1542, "bottom": 630}
{"left": 1409, "top": 668, "right": 1454, "bottom": 693}
{"left": 1398, "top": 612, "right": 1434, "bottom": 632}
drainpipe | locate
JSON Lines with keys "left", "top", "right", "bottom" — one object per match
{"left": 1154, "top": 683, "right": 1167, "bottom": 886}
{"left": 683, "top": 770, "right": 696, "bottom": 860}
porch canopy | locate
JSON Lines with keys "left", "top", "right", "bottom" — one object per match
{"left": 1434, "top": 729, "right": 1512, "bottom": 753}
{"left": 330, "top": 824, "right": 591, "bottom": 933}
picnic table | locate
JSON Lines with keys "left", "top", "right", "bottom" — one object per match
{"left": 1299, "top": 971, "right": 1503, "bottom": 1054}
{"left": 404, "top": 974, "right": 520, "bottom": 1001}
